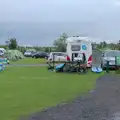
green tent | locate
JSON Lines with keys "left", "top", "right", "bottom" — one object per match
{"left": 4, "top": 50, "right": 24, "bottom": 61}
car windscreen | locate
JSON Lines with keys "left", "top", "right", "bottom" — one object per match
{"left": 105, "top": 51, "right": 120, "bottom": 57}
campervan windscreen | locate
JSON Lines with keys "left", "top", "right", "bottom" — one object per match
{"left": 71, "top": 45, "right": 80, "bottom": 51}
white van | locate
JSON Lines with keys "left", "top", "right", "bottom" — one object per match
{"left": 48, "top": 52, "right": 67, "bottom": 62}
{"left": 66, "top": 36, "right": 92, "bottom": 67}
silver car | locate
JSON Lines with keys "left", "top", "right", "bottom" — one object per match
{"left": 101, "top": 50, "right": 120, "bottom": 69}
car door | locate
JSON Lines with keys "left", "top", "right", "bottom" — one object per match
{"left": 53, "top": 53, "right": 59, "bottom": 61}
{"left": 57, "top": 53, "right": 66, "bottom": 61}
{"left": 39, "top": 53, "right": 44, "bottom": 58}
{"left": 35, "top": 52, "right": 41, "bottom": 58}
{"left": 43, "top": 53, "right": 47, "bottom": 58}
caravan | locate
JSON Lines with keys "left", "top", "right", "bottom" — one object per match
{"left": 66, "top": 36, "right": 92, "bottom": 67}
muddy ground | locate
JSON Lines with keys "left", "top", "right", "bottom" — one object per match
{"left": 20, "top": 74, "right": 120, "bottom": 120}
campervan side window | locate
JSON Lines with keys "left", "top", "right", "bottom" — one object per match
{"left": 71, "top": 45, "right": 80, "bottom": 51}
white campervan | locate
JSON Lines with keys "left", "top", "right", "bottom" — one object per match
{"left": 66, "top": 36, "right": 92, "bottom": 67}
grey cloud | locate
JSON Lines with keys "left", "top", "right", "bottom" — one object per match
{"left": 0, "top": 0, "right": 120, "bottom": 22}
{"left": 0, "top": 0, "right": 120, "bottom": 45}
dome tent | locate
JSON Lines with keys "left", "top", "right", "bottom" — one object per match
{"left": 4, "top": 50, "right": 24, "bottom": 61}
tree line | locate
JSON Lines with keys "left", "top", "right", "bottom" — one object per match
{"left": 94, "top": 40, "right": 120, "bottom": 50}
{"left": 0, "top": 33, "right": 120, "bottom": 54}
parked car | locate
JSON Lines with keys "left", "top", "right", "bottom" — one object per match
{"left": 32, "top": 52, "right": 49, "bottom": 59}
{"left": 47, "top": 52, "right": 67, "bottom": 62}
{"left": 101, "top": 50, "right": 120, "bottom": 69}
{"left": 24, "top": 51, "right": 35, "bottom": 57}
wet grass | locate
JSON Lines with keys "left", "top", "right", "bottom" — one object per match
{"left": 0, "top": 66, "right": 103, "bottom": 120}
{"left": 10, "top": 58, "right": 46, "bottom": 65}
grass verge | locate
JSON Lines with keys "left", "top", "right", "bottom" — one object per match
{"left": 10, "top": 58, "right": 46, "bottom": 65}
{"left": 0, "top": 66, "right": 103, "bottom": 120}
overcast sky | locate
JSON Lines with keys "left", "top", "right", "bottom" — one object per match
{"left": 0, "top": 0, "right": 120, "bottom": 22}
{"left": 0, "top": 0, "right": 120, "bottom": 45}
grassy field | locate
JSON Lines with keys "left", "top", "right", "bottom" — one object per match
{"left": 11, "top": 58, "right": 46, "bottom": 64}
{"left": 0, "top": 66, "right": 103, "bottom": 120}
{"left": 10, "top": 58, "right": 66, "bottom": 65}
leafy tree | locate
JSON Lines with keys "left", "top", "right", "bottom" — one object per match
{"left": 103, "top": 41, "right": 107, "bottom": 48}
{"left": 53, "top": 33, "right": 68, "bottom": 52}
{"left": 17, "top": 46, "right": 26, "bottom": 54}
{"left": 33, "top": 46, "right": 41, "bottom": 51}
{"left": 8, "top": 38, "right": 18, "bottom": 49}
{"left": 0, "top": 45, "right": 7, "bottom": 49}
{"left": 110, "top": 43, "right": 117, "bottom": 50}
{"left": 97, "top": 41, "right": 108, "bottom": 49}
{"left": 45, "top": 47, "right": 49, "bottom": 52}
{"left": 49, "top": 47, "right": 52, "bottom": 52}
{"left": 117, "top": 40, "right": 120, "bottom": 50}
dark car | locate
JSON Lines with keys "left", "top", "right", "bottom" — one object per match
{"left": 32, "top": 52, "right": 49, "bottom": 59}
